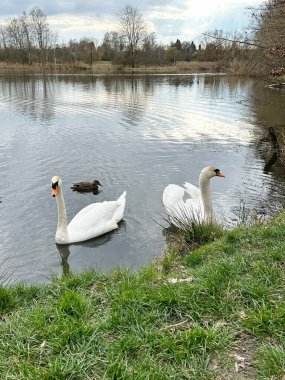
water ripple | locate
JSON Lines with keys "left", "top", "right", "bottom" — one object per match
{"left": 0, "top": 74, "right": 284, "bottom": 283}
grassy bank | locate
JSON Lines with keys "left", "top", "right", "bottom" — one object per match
{"left": 0, "top": 60, "right": 224, "bottom": 75}
{"left": 1, "top": 214, "right": 285, "bottom": 379}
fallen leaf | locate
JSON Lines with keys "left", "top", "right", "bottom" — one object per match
{"left": 167, "top": 277, "right": 193, "bottom": 284}
{"left": 215, "top": 320, "right": 227, "bottom": 328}
{"left": 234, "top": 354, "right": 246, "bottom": 362}
{"left": 239, "top": 311, "right": 246, "bottom": 319}
{"left": 168, "top": 278, "right": 178, "bottom": 284}
{"left": 180, "top": 277, "right": 193, "bottom": 283}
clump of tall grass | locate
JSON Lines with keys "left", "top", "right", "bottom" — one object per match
{"left": 163, "top": 204, "right": 224, "bottom": 251}
{"left": 231, "top": 199, "right": 268, "bottom": 227}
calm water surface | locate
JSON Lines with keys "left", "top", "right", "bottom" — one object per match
{"left": 0, "top": 73, "right": 285, "bottom": 284}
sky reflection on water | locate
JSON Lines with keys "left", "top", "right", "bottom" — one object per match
{"left": 0, "top": 74, "right": 285, "bottom": 284}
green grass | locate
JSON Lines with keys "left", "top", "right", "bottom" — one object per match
{"left": 163, "top": 206, "right": 224, "bottom": 255}
{"left": 257, "top": 345, "right": 285, "bottom": 379}
{"left": 1, "top": 214, "right": 285, "bottom": 378}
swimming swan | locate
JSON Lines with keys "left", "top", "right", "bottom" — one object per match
{"left": 163, "top": 166, "right": 225, "bottom": 226}
{"left": 51, "top": 176, "right": 126, "bottom": 244}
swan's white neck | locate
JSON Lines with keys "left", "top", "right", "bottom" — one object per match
{"left": 55, "top": 187, "right": 69, "bottom": 243}
{"left": 199, "top": 172, "right": 213, "bottom": 222}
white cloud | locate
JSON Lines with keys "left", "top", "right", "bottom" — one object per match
{"left": 143, "top": 0, "right": 264, "bottom": 43}
{"left": 0, "top": 0, "right": 265, "bottom": 44}
{"left": 146, "top": 5, "right": 189, "bottom": 21}
{"left": 146, "top": 0, "right": 262, "bottom": 21}
{"left": 48, "top": 14, "right": 118, "bottom": 41}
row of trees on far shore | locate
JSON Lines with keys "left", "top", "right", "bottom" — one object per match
{"left": 0, "top": 5, "right": 201, "bottom": 67}
{"left": 0, "top": 1, "right": 284, "bottom": 78}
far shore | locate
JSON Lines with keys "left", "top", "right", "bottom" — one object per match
{"left": 0, "top": 60, "right": 225, "bottom": 75}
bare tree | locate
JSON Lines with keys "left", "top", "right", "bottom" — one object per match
{"left": 6, "top": 14, "right": 32, "bottom": 63}
{"left": 119, "top": 5, "right": 146, "bottom": 67}
{"left": 0, "top": 6, "right": 58, "bottom": 65}
{"left": 203, "top": 1, "right": 285, "bottom": 78}
{"left": 251, "top": 0, "right": 285, "bottom": 77}
{"left": 165, "top": 46, "right": 181, "bottom": 64}
{"left": 29, "top": 6, "right": 50, "bottom": 64}
{"left": 101, "top": 31, "right": 124, "bottom": 61}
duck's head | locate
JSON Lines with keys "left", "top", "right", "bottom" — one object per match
{"left": 51, "top": 176, "right": 62, "bottom": 197}
{"left": 93, "top": 180, "right": 102, "bottom": 187}
{"left": 202, "top": 166, "right": 225, "bottom": 179}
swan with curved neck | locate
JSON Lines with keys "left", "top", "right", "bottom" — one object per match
{"left": 163, "top": 166, "right": 225, "bottom": 225}
{"left": 51, "top": 176, "right": 126, "bottom": 244}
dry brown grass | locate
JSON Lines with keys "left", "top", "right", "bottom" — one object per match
{"left": 0, "top": 60, "right": 224, "bottom": 74}
{"left": 0, "top": 61, "right": 89, "bottom": 73}
{"left": 101, "top": 60, "right": 224, "bottom": 74}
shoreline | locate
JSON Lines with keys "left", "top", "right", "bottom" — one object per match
{"left": 0, "top": 60, "right": 225, "bottom": 75}
{"left": 1, "top": 211, "right": 285, "bottom": 378}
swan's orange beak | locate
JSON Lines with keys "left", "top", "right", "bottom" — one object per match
{"left": 52, "top": 187, "right": 58, "bottom": 197}
{"left": 216, "top": 172, "right": 225, "bottom": 178}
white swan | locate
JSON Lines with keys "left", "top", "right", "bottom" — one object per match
{"left": 163, "top": 166, "right": 225, "bottom": 226}
{"left": 51, "top": 176, "right": 126, "bottom": 244}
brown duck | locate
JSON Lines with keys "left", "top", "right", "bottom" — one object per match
{"left": 71, "top": 180, "right": 102, "bottom": 193}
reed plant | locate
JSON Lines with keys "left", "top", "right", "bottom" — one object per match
{"left": 0, "top": 60, "right": 224, "bottom": 75}
{"left": 231, "top": 199, "right": 267, "bottom": 227}
{"left": 163, "top": 204, "right": 224, "bottom": 250}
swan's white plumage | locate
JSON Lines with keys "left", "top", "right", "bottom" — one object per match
{"left": 183, "top": 182, "right": 200, "bottom": 200}
{"left": 163, "top": 183, "right": 204, "bottom": 225}
{"left": 163, "top": 166, "right": 225, "bottom": 226}
{"left": 52, "top": 176, "right": 126, "bottom": 244}
{"left": 67, "top": 192, "right": 126, "bottom": 243}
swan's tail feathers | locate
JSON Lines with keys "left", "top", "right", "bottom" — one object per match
{"left": 117, "top": 191, "right": 126, "bottom": 205}
{"left": 114, "top": 191, "right": 126, "bottom": 223}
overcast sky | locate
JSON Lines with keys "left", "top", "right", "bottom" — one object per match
{"left": 0, "top": 0, "right": 264, "bottom": 45}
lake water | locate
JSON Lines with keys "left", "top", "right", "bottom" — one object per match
{"left": 0, "top": 73, "right": 285, "bottom": 284}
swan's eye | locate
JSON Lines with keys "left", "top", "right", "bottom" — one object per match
{"left": 52, "top": 181, "right": 58, "bottom": 189}
{"left": 214, "top": 169, "right": 220, "bottom": 174}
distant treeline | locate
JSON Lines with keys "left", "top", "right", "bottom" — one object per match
{"left": 0, "top": 1, "right": 284, "bottom": 78}
{"left": 0, "top": 6, "right": 200, "bottom": 67}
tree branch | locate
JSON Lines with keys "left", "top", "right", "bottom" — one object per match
{"left": 202, "top": 33, "right": 266, "bottom": 49}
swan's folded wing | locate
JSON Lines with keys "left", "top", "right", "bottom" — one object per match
{"left": 163, "top": 184, "right": 186, "bottom": 211}
{"left": 66, "top": 200, "right": 125, "bottom": 243}
{"left": 183, "top": 182, "right": 200, "bottom": 199}
{"left": 70, "top": 202, "right": 99, "bottom": 220}
{"left": 72, "top": 182, "right": 89, "bottom": 187}
{"left": 68, "top": 201, "right": 120, "bottom": 231}
{"left": 183, "top": 183, "right": 203, "bottom": 220}
{"left": 163, "top": 182, "right": 205, "bottom": 225}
